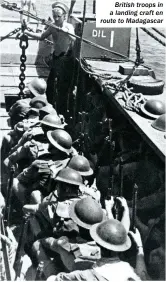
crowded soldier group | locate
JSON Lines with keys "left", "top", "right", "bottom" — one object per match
{"left": 1, "top": 75, "right": 150, "bottom": 281}
{"left": 0, "top": 1, "right": 165, "bottom": 281}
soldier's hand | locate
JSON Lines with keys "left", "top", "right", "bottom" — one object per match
{"left": 22, "top": 204, "right": 38, "bottom": 215}
{"left": 105, "top": 197, "right": 114, "bottom": 218}
{"left": 0, "top": 192, "right": 5, "bottom": 216}
{"left": 116, "top": 197, "right": 128, "bottom": 209}
{"left": 4, "top": 158, "right": 12, "bottom": 168}
{"left": 129, "top": 228, "right": 143, "bottom": 248}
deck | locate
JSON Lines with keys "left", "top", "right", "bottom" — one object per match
{"left": 86, "top": 60, "right": 166, "bottom": 162}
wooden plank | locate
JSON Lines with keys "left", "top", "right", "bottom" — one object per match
{"left": 0, "top": 116, "right": 10, "bottom": 130}
{"left": 0, "top": 76, "right": 47, "bottom": 87}
{"left": 0, "top": 66, "right": 49, "bottom": 77}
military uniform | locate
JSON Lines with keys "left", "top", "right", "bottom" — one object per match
{"left": 49, "top": 258, "right": 140, "bottom": 281}
{"left": 17, "top": 158, "right": 69, "bottom": 196}
{"left": 7, "top": 139, "right": 49, "bottom": 170}
{"left": 10, "top": 126, "right": 43, "bottom": 154}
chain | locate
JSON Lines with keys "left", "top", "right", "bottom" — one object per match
{"left": 0, "top": 27, "right": 21, "bottom": 42}
{"left": 18, "top": 23, "right": 29, "bottom": 99}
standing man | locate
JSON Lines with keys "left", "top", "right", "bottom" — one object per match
{"left": 24, "top": 2, "right": 76, "bottom": 112}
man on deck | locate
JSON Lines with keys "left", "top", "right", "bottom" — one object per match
{"left": 24, "top": 2, "right": 76, "bottom": 113}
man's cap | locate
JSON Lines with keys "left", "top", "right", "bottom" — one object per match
{"left": 90, "top": 219, "right": 131, "bottom": 252}
{"left": 52, "top": 2, "right": 69, "bottom": 14}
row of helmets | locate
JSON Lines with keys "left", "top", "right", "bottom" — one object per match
{"left": 141, "top": 99, "right": 166, "bottom": 132}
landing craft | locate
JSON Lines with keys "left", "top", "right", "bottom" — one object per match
{"left": 0, "top": 0, "right": 165, "bottom": 281}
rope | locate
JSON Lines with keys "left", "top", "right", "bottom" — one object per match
{"left": 117, "top": 86, "right": 146, "bottom": 113}
{"left": 152, "top": 28, "right": 166, "bottom": 39}
{"left": 141, "top": 28, "right": 166, "bottom": 47}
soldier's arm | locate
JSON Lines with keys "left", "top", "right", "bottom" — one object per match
{"left": 17, "top": 159, "right": 39, "bottom": 185}
{"left": 105, "top": 197, "right": 114, "bottom": 219}
{"left": 25, "top": 27, "right": 52, "bottom": 40}
{"left": 117, "top": 197, "right": 130, "bottom": 233}
{"left": 10, "top": 131, "right": 30, "bottom": 154}
{"left": 129, "top": 229, "right": 150, "bottom": 281}
{"left": 47, "top": 269, "right": 92, "bottom": 281}
{"left": 4, "top": 145, "right": 28, "bottom": 166}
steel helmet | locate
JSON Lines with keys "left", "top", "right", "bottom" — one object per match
{"left": 141, "top": 100, "right": 166, "bottom": 119}
{"left": 151, "top": 114, "right": 166, "bottom": 132}
{"left": 27, "top": 108, "right": 39, "bottom": 117}
{"left": 30, "top": 96, "right": 48, "bottom": 109}
{"left": 39, "top": 105, "right": 57, "bottom": 119}
{"left": 68, "top": 155, "right": 93, "bottom": 176}
{"left": 90, "top": 219, "right": 131, "bottom": 252}
{"left": 47, "top": 129, "right": 72, "bottom": 154}
{"left": 41, "top": 114, "right": 65, "bottom": 129}
{"left": 27, "top": 78, "right": 46, "bottom": 96}
{"left": 69, "top": 197, "right": 105, "bottom": 229}
{"left": 55, "top": 167, "right": 83, "bottom": 186}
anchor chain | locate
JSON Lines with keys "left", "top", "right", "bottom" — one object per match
{"left": 0, "top": 27, "right": 21, "bottom": 42}
{"left": 18, "top": 28, "right": 29, "bottom": 99}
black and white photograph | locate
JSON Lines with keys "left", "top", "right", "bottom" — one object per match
{"left": 0, "top": 0, "right": 165, "bottom": 280}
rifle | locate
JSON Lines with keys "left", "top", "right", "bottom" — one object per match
{"left": 107, "top": 119, "right": 115, "bottom": 199}
{"left": 1, "top": 218, "right": 12, "bottom": 280}
{"left": 106, "top": 119, "right": 124, "bottom": 220}
{"left": 4, "top": 166, "right": 15, "bottom": 227}
{"left": 73, "top": 111, "right": 90, "bottom": 155}
{"left": 130, "top": 183, "right": 138, "bottom": 233}
{"left": 14, "top": 215, "right": 29, "bottom": 280}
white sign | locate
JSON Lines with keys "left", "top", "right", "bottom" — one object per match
{"left": 96, "top": 0, "right": 166, "bottom": 27}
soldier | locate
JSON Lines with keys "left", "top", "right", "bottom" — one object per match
{"left": 11, "top": 131, "right": 74, "bottom": 204}
{"left": 27, "top": 154, "right": 100, "bottom": 207}
{"left": 134, "top": 211, "right": 165, "bottom": 280}
{"left": 24, "top": 2, "right": 76, "bottom": 113}
{"left": 9, "top": 110, "right": 65, "bottom": 153}
{"left": 9, "top": 77, "right": 47, "bottom": 128}
{"left": 4, "top": 118, "right": 67, "bottom": 172}
{"left": 1, "top": 96, "right": 48, "bottom": 161}
{"left": 24, "top": 196, "right": 105, "bottom": 279}
{"left": 21, "top": 168, "right": 84, "bottom": 277}
{"left": 68, "top": 155, "right": 101, "bottom": 202}
{"left": 48, "top": 220, "right": 149, "bottom": 281}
